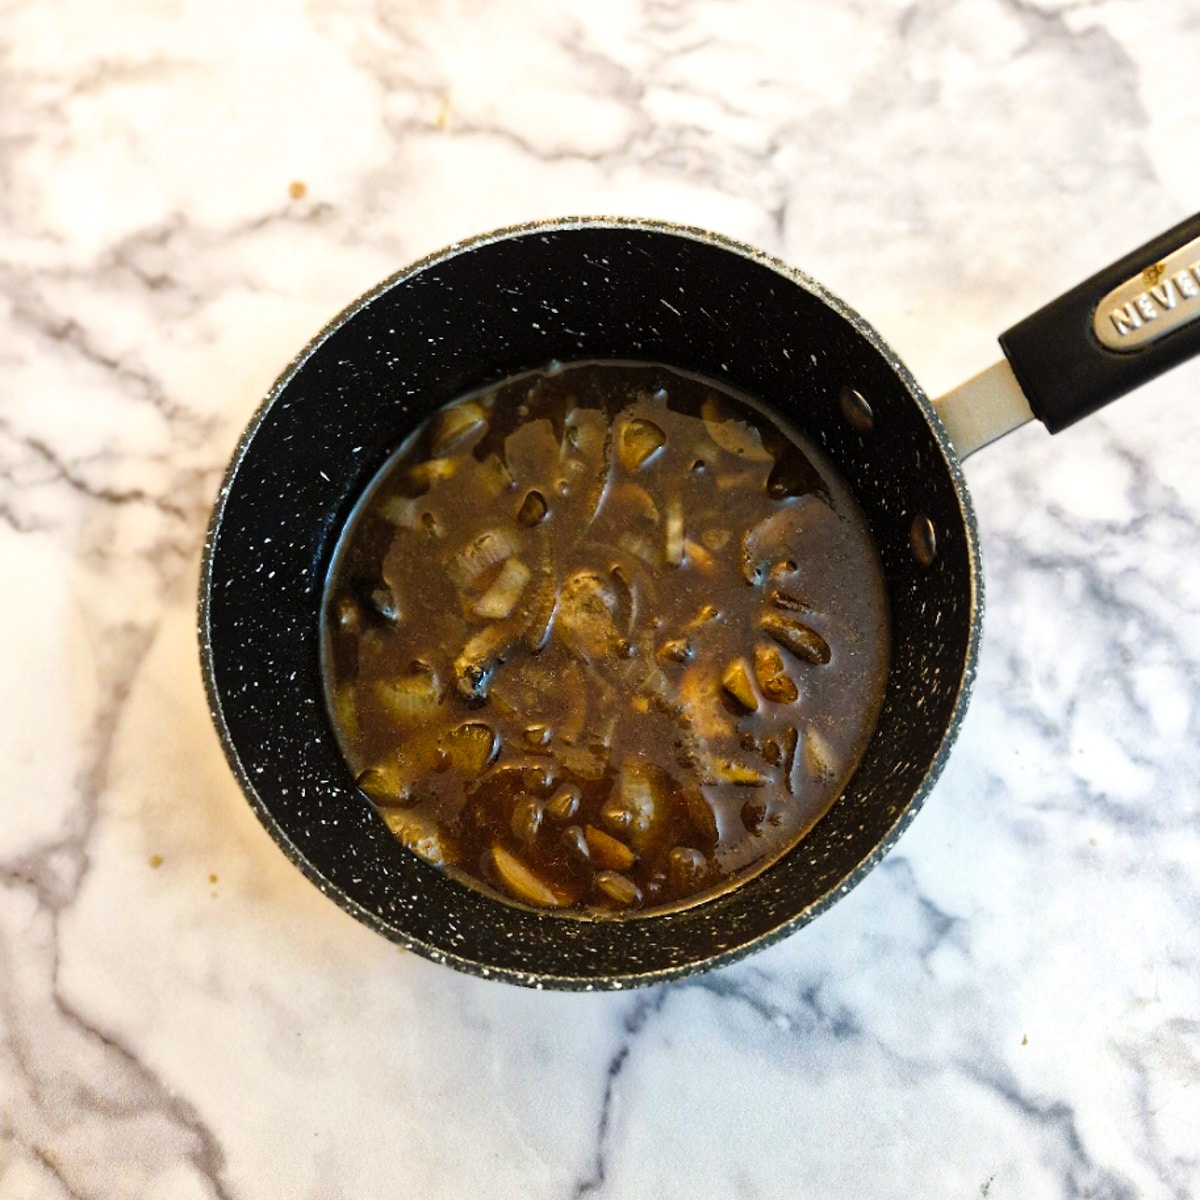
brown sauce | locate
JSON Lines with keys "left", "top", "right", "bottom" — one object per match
{"left": 321, "top": 361, "right": 890, "bottom": 916}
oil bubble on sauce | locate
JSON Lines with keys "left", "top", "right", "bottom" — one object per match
{"left": 321, "top": 361, "right": 890, "bottom": 916}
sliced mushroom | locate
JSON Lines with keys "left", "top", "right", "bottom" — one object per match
{"left": 667, "top": 847, "right": 707, "bottom": 893}
{"left": 682, "top": 787, "right": 719, "bottom": 846}
{"left": 441, "top": 722, "right": 499, "bottom": 776}
{"left": 803, "top": 726, "right": 839, "bottom": 781}
{"left": 430, "top": 399, "right": 487, "bottom": 456}
{"left": 658, "top": 637, "right": 694, "bottom": 665}
{"left": 583, "top": 824, "right": 637, "bottom": 872}
{"left": 701, "top": 393, "right": 773, "bottom": 461}
{"left": 754, "top": 643, "right": 798, "bottom": 703}
{"left": 704, "top": 757, "right": 770, "bottom": 786}
{"left": 594, "top": 870, "right": 642, "bottom": 908}
{"left": 382, "top": 812, "right": 448, "bottom": 866}
{"left": 367, "top": 584, "right": 401, "bottom": 624}
{"left": 602, "top": 759, "right": 668, "bottom": 852}
{"left": 510, "top": 795, "right": 544, "bottom": 844}
{"left": 546, "top": 783, "right": 582, "bottom": 821}
{"left": 453, "top": 620, "right": 521, "bottom": 701}
{"left": 490, "top": 844, "right": 571, "bottom": 908}
{"left": 721, "top": 658, "right": 759, "bottom": 712}
{"left": 557, "top": 569, "right": 626, "bottom": 664}
{"left": 618, "top": 417, "right": 666, "bottom": 470}
{"left": 760, "top": 612, "right": 832, "bottom": 665}
{"left": 355, "top": 761, "right": 412, "bottom": 807}
{"left": 561, "top": 824, "right": 590, "bottom": 860}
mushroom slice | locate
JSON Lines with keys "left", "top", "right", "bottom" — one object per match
{"left": 618, "top": 417, "right": 666, "bottom": 470}
{"left": 547, "top": 783, "right": 582, "bottom": 821}
{"left": 594, "top": 870, "right": 642, "bottom": 908}
{"left": 367, "top": 584, "right": 401, "bottom": 624}
{"left": 561, "top": 824, "right": 590, "bottom": 860}
{"left": 768, "top": 587, "right": 812, "bottom": 613}
{"left": 523, "top": 724, "right": 553, "bottom": 752}
{"left": 602, "top": 759, "right": 669, "bottom": 852}
{"left": 740, "top": 796, "right": 768, "bottom": 833}
{"left": 667, "top": 847, "right": 708, "bottom": 894}
{"left": 676, "top": 664, "right": 735, "bottom": 743}
{"left": 701, "top": 393, "right": 772, "bottom": 461}
{"left": 557, "top": 569, "right": 625, "bottom": 664}
{"left": 510, "top": 795, "right": 544, "bottom": 844}
{"left": 430, "top": 399, "right": 488, "bottom": 456}
{"left": 490, "top": 844, "right": 571, "bottom": 909}
{"left": 721, "top": 658, "right": 759, "bottom": 712}
{"left": 441, "top": 722, "right": 499, "bottom": 776}
{"left": 383, "top": 812, "right": 448, "bottom": 867}
{"left": 803, "top": 726, "right": 839, "bottom": 781}
{"left": 355, "top": 761, "right": 413, "bottom": 808}
{"left": 682, "top": 787, "right": 719, "bottom": 846}
{"left": 453, "top": 620, "right": 522, "bottom": 701}
{"left": 704, "top": 757, "right": 770, "bottom": 787}
{"left": 658, "top": 637, "right": 694, "bottom": 665}
{"left": 754, "top": 643, "right": 799, "bottom": 704}
{"left": 583, "top": 824, "right": 637, "bottom": 872}
{"left": 760, "top": 613, "right": 832, "bottom": 665}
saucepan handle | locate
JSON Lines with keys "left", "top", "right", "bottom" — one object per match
{"left": 999, "top": 211, "right": 1200, "bottom": 433}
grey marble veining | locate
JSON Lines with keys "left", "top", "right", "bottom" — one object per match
{"left": 2, "top": 1, "right": 1199, "bottom": 1197}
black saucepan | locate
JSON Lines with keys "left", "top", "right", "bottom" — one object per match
{"left": 199, "top": 213, "right": 1200, "bottom": 989}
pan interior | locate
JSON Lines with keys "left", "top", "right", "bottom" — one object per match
{"left": 200, "top": 220, "right": 980, "bottom": 988}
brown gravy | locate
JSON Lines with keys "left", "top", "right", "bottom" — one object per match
{"left": 321, "top": 361, "right": 890, "bottom": 916}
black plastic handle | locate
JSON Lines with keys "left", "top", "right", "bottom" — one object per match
{"left": 998, "top": 211, "right": 1200, "bottom": 433}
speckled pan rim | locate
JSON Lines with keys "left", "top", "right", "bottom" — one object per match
{"left": 198, "top": 216, "right": 984, "bottom": 990}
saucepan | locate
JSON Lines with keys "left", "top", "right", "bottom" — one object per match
{"left": 199, "top": 213, "right": 1200, "bottom": 989}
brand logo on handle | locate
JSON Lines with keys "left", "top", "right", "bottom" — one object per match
{"left": 1094, "top": 233, "right": 1200, "bottom": 351}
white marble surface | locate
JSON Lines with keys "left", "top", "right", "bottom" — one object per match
{"left": 3, "top": 1, "right": 1199, "bottom": 1196}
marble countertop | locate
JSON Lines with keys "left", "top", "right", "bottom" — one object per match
{"left": 4, "top": 2, "right": 1199, "bottom": 1196}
